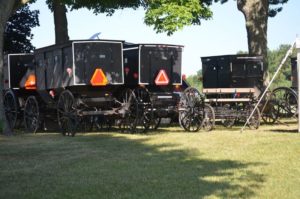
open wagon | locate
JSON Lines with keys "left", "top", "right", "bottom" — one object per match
{"left": 200, "top": 55, "right": 263, "bottom": 129}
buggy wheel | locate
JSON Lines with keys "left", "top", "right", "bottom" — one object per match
{"left": 149, "top": 117, "right": 161, "bottom": 130}
{"left": 221, "top": 104, "right": 235, "bottom": 128}
{"left": 4, "top": 90, "right": 19, "bottom": 129}
{"left": 178, "top": 87, "right": 204, "bottom": 132}
{"left": 119, "top": 89, "right": 137, "bottom": 133}
{"left": 57, "top": 90, "right": 78, "bottom": 136}
{"left": 133, "top": 87, "right": 153, "bottom": 133}
{"left": 24, "top": 96, "right": 40, "bottom": 133}
{"left": 271, "top": 87, "right": 298, "bottom": 119}
{"left": 245, "top": 105, "right": 261, "bottom": 130}
{"left": 202, "top": 104, "right": 215, "bottom": 131}
{"left": 261, "top": 92, "right": 278, "bottom": 124}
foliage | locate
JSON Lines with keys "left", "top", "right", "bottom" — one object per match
{"left": 144, "top": 0, "right": 212, "bottom": 35}
{"left": 213, "top": 0, "right": 289, "bottom": 17}
{"left": 143, "top": 0, "right": 289, "bottom": 35}
{"left": 4, "top": 4, "right": 39, "bottom": 54}
{"left": 46, "top": 0, "right": 142, "bottom": 15}
{"left": 268, "top": 44, "right": 296, "bottom": 89}
{"left": 186, "top": 69, "right": 202, "bottom": 91}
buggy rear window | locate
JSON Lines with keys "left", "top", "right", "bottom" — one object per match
{"left": 139, "top": 46, "right": 182, "bottom": 85}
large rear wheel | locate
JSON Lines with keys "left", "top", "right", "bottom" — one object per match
{"left": 4, "top": 90, "right": 19, "bottom": 129}
{"left": 57, "top": 90, "right": 78, "bottom": 136}
{"left": 271, "top": 87, "right": 298, "bottom": 119}
{"left": 118, "top": 89, "right": 137, "bottom": 133}
{"left": 24, "top": 96, "right": 40, "bottom": 133}
{"left": 133, "top": 87, "right": 153, "bottom": 133}
{"left": 178, "top": 87, "right": 204, "bottom": 132}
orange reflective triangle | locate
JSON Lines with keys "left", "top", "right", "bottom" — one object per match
{"left": 25, "top": 74, "right": 36, "bottom": 90}
{"left": 155, "top": 70, "right": 169, "bottom": 85}
{"left": 90, "top": 68, "right": 108, "bottom": 86}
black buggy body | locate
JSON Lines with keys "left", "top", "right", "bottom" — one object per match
{"left": 201, "top": 54, "right": 264, "bottom": 129}
{"left": 3, "top": 53, "right": 36, "bottom": 129}
{"left": 12, "top": 40, "right": 131, "bottom": 135}
{"left": 123, "top": 43, "right": 186, "bottom": 128}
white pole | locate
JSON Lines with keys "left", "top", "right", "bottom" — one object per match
{"left": 296, "top": 38, "right": 300, "bottom": 133}
{"left": 241, "top": 41, "right": 296, "bottom": 132}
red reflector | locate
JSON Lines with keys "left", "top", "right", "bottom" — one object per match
{"left": 125, "top": 67, "right": 130, "bottom": 75}
{"left": 155, "top": 70, "right": 169, "bottom": 85}
{"left": 90, "top": 68, "right": 108, "bottom": 86}
{"left": 4, "top": 79, "right": 8, "bottom": 84}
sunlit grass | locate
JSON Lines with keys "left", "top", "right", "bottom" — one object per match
{"left": 0, "top": 122, "right": 300, "bottom": 199}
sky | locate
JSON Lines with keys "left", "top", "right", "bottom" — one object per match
{"left": 30, "top": 0, "right": 300, "bottom": 76}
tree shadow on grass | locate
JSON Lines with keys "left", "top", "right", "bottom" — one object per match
{"left": 268, "top": 129, "right": 299, "bottom": 134}
{"left": 0, "top": 134, "right": 266, "bottom": 199}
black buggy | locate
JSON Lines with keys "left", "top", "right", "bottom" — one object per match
{"left": 199, "top": 55, "right": 263, "bottom": 129}
{"left": 3, "top": 53, "right": 37, "bottom": 130}
{"left": 123, "top": 43, "right": 189, "bottom": 130}
{"left": 12, "top": 39, "right": 153, "bottom": 136}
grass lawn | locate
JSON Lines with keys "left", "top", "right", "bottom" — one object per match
{"left": 0, "top": 123, "right": 300, "bottom": 199}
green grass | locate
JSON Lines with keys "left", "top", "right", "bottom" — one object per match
{"left": 1, "top": 123, "right": 300, "bottom": 199}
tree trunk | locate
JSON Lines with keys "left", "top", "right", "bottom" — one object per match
{"left": 0, "top": 0, "right": 18, "bottom": 135}
{"left": 237, "top": 0, "right": 269, "bottom": 84}
{"left": 53, "top": 0, "right": 69, "bottom": 44}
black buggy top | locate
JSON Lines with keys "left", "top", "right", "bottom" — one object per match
{"left": 123, "top": 43, "right": 183, "bottom": 86}
{"left": 3, "top": 53, "right": 35, "bottom": 90}
{"left": 201, "top": 54, "right": 264, "bottom": 90}
{"left": 33, "top": 39, "right": 124, "bottom": 90}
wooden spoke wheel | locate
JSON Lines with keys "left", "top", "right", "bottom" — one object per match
{"left": 202, "top": 104, "right": 215, "bottom": 131}
{"left": 133, "top": 87, "right": 153, "bottom": 133}
{"left": 4, "top": 90, "right": 19, "bottom": 129}
{"left": 57, "top": 90, "right": 78, "bottom": 136}
{"left": 261, "top": 93, "right": 279, "bottom": 124}
{"left": 24, "top": 96, "right": 40, "bottom": 133}
{"left": 178, "top": 87, "right": 204, "bottom": 132}
{"left": 222, "top": 118, "right": 235, "bottom": 128}
{"left": 118, "top": 89, "right": 137, "bottom": 133}
{"left": 245, "top": 105, "right": 261, "bottom": 130}
{"left": 221, "top": 104, "right": 235, "bottom": 128}
{"left": 271, "top": 87, "right": 298, "bottom": 119}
